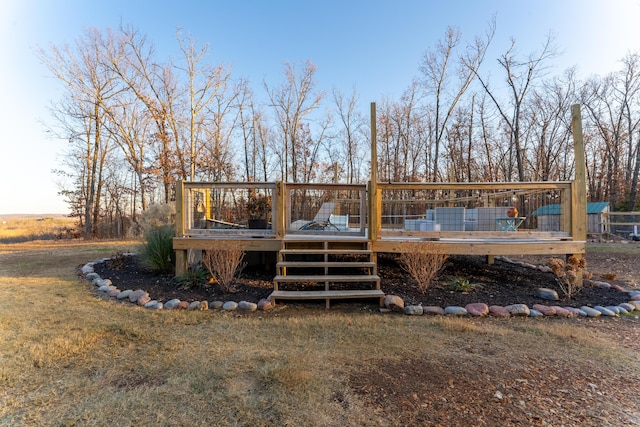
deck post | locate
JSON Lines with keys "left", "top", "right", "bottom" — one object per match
{"left": 275, "top": 181, "right": 286, "bottom": 238}
{"left": 571, "top": 104, "right": 587, "bottom": 242}
{"left": 174, "top": 180, "right": 188, "bottom": 276}
{"left": 570, "top": 104, "right": 588, "bottom": 281}
{"left": 369, "top": 102, "right": 378, "bottom": 241}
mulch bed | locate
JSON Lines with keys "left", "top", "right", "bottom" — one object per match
{"left": 92, "top": 253, "right": 630, "bottom": 309}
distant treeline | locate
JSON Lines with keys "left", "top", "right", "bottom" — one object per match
{"left": 38, "top": 23, "right": 640, "bottom": 238}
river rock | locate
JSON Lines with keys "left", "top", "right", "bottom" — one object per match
{"left": 239, "top": 301, "right": 258, "bottom": 311}
{"left": 580, "top": 306, "right": 602, "bottom": 317}
{"left": 536, "top": 288, "right": 559, "bottom": 301}
{"left": 258, "top": 299, "right": 273, "bottom": 311}
{"left": 423, "top": 306, "right": 445, "bottom": 315}
{"left": 605, "top": 305, "right": 621, "bottom": 314}
{"left": 177, "top": 301, "right": 189, "bottom": 309}
{"left": 199, "top": 301, "right": 209, "bottom": 311}
{"left": 619, "top": 302, "right": 636, "bottom": 312}
{"left": 85, "top": 272, "right": 100, "bottom": 280}
{"left": 465, "top": 303, "right": 489, "bottom": 317}
{"left": 609, "top": 284, "right": 626, "bottom": 292}
{"left": 529, "top": 309, "right": 544, "bottom": 317}
{"left": 404, "top": 305, "right": 423, "bottom": 316}
{"left": 549, "top": 306, "right": 572, "bottom": 318}
{"left": 164, "top": 299, "right": 181, "bottom": 309}
{"left": 117, "top": 290, "right": 133, "bottom": 300}
{"left": 384, "top": 295, "right": 404, "bottom": 312}
{"left": 222, "top": 301, "right": 238, "bottom": 311}
{"left": 129, "top": 289, "right": 148, "bottom": 303}
{"left": 210, "top": 300, "right": 224, "bottom": 310}
{"left": 616, "top": 306, "right": 629, "bottom": 315}
{"left": 188, "top": 301, "right": 201, "bottom": 310}
{"left": 505, "top": 304, "right": 530, "bottom": 316}
{"left": 532, "top": 304, "right": 556, "bottom": 316}
{"left": 81, "top": 263, "right": 95, "bottom": 275}
{"left": 137, "top": 294, "right": 151, "bottom": 306}
{"left": 593, "top": 281, "right": 611, "bottom": 289}
{"left": 628, "top": 290, "right": 640, "bottom": 298}
{"left": 444, "top": 306, "right": 468, "bottom": 316}
{"left": 562, "top": 307, "right": 582, "bottom": 318}
{"left": 107, "top": 289, "right": 121, "bottom": 297}
{"left": 489, "top": 306, "right": 511, "bottom": 318}
{"left": 593, "top": 306, "right": 616, "bottom": 316}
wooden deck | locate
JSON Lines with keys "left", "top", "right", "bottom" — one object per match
{"left": 171, "top": 104, "right": 589, "bottom": 308}
{"left": 173, "top": 234, "right": 585, "bottom": 257}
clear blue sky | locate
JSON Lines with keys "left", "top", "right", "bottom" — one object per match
{"left": 1, "top": 0, "right": 639, "bottom": 214}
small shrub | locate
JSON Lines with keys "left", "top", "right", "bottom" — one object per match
{"left": 546, "top": 255, "right": 592, "bottom": 299}
{"left": 106, "top": 251, "right": 128, "bottom": 270}
{"left": 398, "top": 241, "right": 449, "bottom": 293}
{"left": 140, "top": 225, "right": 175, "bottom": 273}
{"left": 202, "top": 241, "right": 246, "bottom": 293}
{"left": 445, "top": 276, "right": 480, "bottom": 292}
{"left": 139, "top": 203, "right": 176, "bottom": 235}
{"left": 174, "top": 250, "right": 208, "bottom": 289}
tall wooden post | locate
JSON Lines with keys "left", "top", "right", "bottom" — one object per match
{"left": 274, "top": 181, "right": 286, "bottom": 238}
{"left": 571, "top": 104, "right": 587, "bottom": 242}
{"left": 174, "top": 180, "right": 188, "bottom": 276}
{"left": 369, "top": 102, "right": 378, "bottom": 241}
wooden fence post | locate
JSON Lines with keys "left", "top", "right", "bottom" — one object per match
{"left": 174, "top": 180, "right": 187, "bottom": 276}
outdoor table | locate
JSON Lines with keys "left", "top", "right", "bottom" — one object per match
{"left": 495, "top": 217, "right": 526, "bottom": 231}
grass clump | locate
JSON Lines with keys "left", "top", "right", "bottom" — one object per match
{"left": 445, "top": 276, "right": 480, "bottom": 292}
{"left": 175, "top": 250, "right": 209, "bottom": 289}
{"left": 398, "top": 241, "right": 449, "bottom": 293}
{"left": 139, "top": 225, "right": 175, "bottom": 273}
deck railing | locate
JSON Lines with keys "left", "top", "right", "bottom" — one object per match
{"left": 176, "top": 180, "right": 582, "bottom": 240}
{"left": 176, "top": 181, "right": 279, "bottom": 237}
{"left": 374, "top": 182, "right": 575, "bottom": 238}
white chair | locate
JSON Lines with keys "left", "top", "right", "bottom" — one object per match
{"left": 329, "top": 214, "right": 349, "bottom": 231}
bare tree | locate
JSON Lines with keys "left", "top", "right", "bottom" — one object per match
{"left": 332, "top": 87, "right": 368, "bottom": 183}
{"left": 581, "top": 74, "right": 627, "bottom": 207}
{"left": 421, "top": 21, "right": 494, "bottom": 181}
{"left": 618, "top": 53, "right": 640, "bottom": 210}
{"left": 265, "top": 61, "right": 324, "bottom": 182}
{"left": 37, "top": 28, "right": 121, "bottom": 237}
{"left": 473, "top": 33, "right": 557, "bottom": 181}
{"left": 527, "top": 68, "right": 577, "bottom": 182}
{"left": 107, "top": 25, "right": 182, "bottom": 202}
{"left": 175, "top": 31, "right": 232, "bottom": 181}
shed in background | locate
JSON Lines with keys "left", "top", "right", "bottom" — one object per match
{"left": 530, "top": 202, "right": 609, "bottom": 233}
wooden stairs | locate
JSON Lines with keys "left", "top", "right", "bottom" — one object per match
{"left": 270, "top": 237, "right": 385, "bottom": 308}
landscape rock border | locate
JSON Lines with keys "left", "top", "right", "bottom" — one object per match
{"left": 81, "top": 254, "right": 640, "bottom": 318}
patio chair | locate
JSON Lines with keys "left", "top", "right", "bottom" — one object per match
{"left": 296, "top": 202, "right": 339, "bottom": 231}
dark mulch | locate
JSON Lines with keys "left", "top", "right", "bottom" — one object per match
{"left": 92, "top": 253, "right": 630, "bottom": 309}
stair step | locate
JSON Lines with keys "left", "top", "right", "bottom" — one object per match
{"left": 283, "top": 237, "right": 370, "bottom": 243}
{"left": 270, "top": 289, "right": 384, "bottom": 300}
{"left": 277, "top": 261, "right": 376, "bottom": 269}
{"left": 273, "top": 274, "right": 379, "bottom": 283}
{"left": 279, "top": 249, "right": 371, "bottom": 255}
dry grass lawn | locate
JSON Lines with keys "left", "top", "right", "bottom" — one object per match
{"left": 0, "top": 216, "right": 77, "bottom": 243}
{"left": 1, "top": 240, "right": 639, "bottom": 426}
